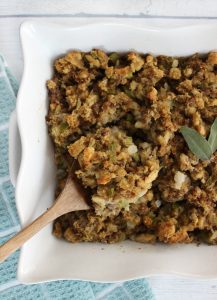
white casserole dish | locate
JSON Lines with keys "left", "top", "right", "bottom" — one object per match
{"left": 14, "top": 21, "right": 217, "bottom": 283}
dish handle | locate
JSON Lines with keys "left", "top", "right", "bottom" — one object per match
{"left": 9, "top": 110, "right": 21, "bottom": 187}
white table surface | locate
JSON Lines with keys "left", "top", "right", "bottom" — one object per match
{"left": 1, "top": 1, "right": 217, "bottom": 299}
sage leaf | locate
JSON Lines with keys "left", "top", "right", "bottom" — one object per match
{"left": 208, "top": 118, "right": 217, "bottom": 153}
{"left": 180, "top": 126, "right": 212, "bottom": 161}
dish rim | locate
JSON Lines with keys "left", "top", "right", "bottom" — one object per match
{"left": 15, "top": 20, "right": 217, "bottom": 283}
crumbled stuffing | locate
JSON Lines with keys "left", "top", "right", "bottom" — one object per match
{"left": 47, "top": 50, "right": 217, "bottom": 244}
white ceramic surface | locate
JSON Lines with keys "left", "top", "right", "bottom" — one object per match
{"left": 15, "top": 21, "right": 217, "bottom": 284}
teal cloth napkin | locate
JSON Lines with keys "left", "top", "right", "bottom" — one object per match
{"left": 0, "top": 54, "right": 155, "bottom": 300}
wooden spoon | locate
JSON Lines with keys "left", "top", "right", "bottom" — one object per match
{"left": 0, "top": 177, "right": 90, "bottom": 263}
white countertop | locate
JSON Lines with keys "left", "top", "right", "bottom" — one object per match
{"left": 1, "top": 1, "right": 217, "bottom": 299}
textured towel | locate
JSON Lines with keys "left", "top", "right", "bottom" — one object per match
{"left": 0, "top": 54, "right": 155, "bottom": 300}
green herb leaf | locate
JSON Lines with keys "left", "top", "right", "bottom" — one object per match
{"left": 109, "top": 52, "right": 119, "bottom": 64}
{"left": 180, "top": 126, "right": 212, "bottom": 161}
{"left": 109, "top": 142, "right": 117, "bottom": 162}
{"left": 108, "top": 187, "right": 115, "bottom": 198}
{"left": 208, "top": 118, "right": 217, "bottom": 153}
{"left": 59, "top": 122, "right": 69, "bottom": 132}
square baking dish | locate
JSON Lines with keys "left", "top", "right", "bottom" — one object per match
{"left": 15, "top": 20, "right": 217, "bottom": 283}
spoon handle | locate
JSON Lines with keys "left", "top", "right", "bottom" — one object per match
{"left": 0, "top": 204, "right": 58, "bottom": 263}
